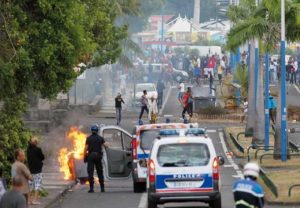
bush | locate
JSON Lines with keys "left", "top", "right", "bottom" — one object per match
{"left": 197, "top": 105, "right": 228, "bottom": 115}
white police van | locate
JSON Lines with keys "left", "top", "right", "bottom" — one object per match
{"left": 147, "top": 128, "right": 224, "bottom": 208}
{"left": 131, "top": 123, "right": 198, "bottom": 193}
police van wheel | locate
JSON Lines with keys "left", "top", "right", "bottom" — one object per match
{"left": 209, "top": 196, "right": 221, "bottom": 208}
{"left": 133, "top": 182, "right": 145, "bottom": 193}
{"left": 147, "top": 199, "right": 157, "bottom": 208}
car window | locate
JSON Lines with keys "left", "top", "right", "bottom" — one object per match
{"left": 140, "top": 130, "right": 160, "bottom": 150}
{"left": 103, "top": 129, "right": 123, "bottom": 150}
{"left": 136, "top": 85, "right": 155, "bottom": 92}
{"left": 122, "top": 132, "right": 132, "bottom": 150}
{"left": 157, "top": 143, "right": 210, "bottom": 167}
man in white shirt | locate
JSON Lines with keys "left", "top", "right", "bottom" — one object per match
{"left": 269, "top": 61, "right": 275, "bottom": 83}
{"left": 177, "top": 82, "right": 185, "bottom": 104}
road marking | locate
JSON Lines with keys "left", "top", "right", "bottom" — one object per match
{"left": 294, "top": 84, "right": 300, "bottom": 94}
{"left": 159, "top": 86, "right": 172, "bottom": 116}
{"left": 224, "top": 164, "right": 234, "bottom": 168}
{"left": 138, "top": 193, "right": 147, "bottom": 208}
{"left": 206, "top": 129, "right": 217, "bottom": 133}
{"left": 219, "top": 132, "right": 243, "bottom": 178}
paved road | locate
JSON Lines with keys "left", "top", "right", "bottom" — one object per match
{"left": 50, "top": 86, "right": 295, "bottom": 208}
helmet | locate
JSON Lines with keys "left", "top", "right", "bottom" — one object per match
{"left": 91, "top": 124, "right": 99, "bottom": 132}
{"left": 243, "top": 162, "right": 260, "bottom": 178}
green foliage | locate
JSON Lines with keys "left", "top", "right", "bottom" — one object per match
{"left": 197, "top": 105, "right": 228, "bottom": 115}
{"left": 0, "top": 0, "right": 129, "bottom": 180}
{"left": 234, "top": 64, "right": 249, "bottom": 97}
{"left": 226, "top": 0, "right": 300, "bottom": 52}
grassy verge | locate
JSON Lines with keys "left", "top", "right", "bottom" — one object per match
{"left": 225, "top": 126, "right": 300, "bottom": 204}
{"left": 258, "top": 170, "right": 300, "bottom": 203}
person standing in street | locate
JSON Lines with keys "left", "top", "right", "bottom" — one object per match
{"left": 209, "top": 71, "right": 214, "bottom": 94}
{"left": 139, "top": 90, "right": 149, "bottom": 121}
{"left": 233, "top": 163, "right": 264, "bottom": 208}
{"left": 182, "top": 87, "right": 193, "bottom": 120}
{"left": 177, "top": 82, "right": 185, "bottom": 104}
{"left": 148, "top": 96, "right": 158, "bottom": 124}
{"left": 27, "top": 137, "right": 45, "bottom": 205}
{"left": 84, "top": 125, "right": 108, "bottom": 193}
{"left": 115, "top": 93, "right": 125, "bottom": 125}
{"left": 0, "top": 168, "right": 6, "bottom": 202}
{"left": 217, "top": 64, "right": 223, "bottom": 85}
{"left": 12, "top": 149, "right": 32, "bottom": 205}
{"left": 0, "top": 176, "right": 27, "bottom": 208}
{"left": 156, "top": 79, "right": 165, "bottom": 108}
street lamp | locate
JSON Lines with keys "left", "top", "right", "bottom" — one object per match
{"left": 280, "top": 0, "right": 287, "bottom": 161}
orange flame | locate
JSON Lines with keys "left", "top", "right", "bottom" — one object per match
{"left": 58, "top": 127, "right": 88, "bottom": 180}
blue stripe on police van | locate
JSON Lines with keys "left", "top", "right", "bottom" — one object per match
{"left": 137, "top": 154, "right": 149, "bottom": 159}
{"left": 155, "top": 174, "right": 213, "bottom": 189}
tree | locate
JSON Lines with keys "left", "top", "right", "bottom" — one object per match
{"left": 0, "top": 0, "right": 128, "bottom": 178}
{"left": 226, "top": 0, "right": 300, "bottom": 153}
{"left": 227, "top": 0, "right": 257, "bottom": 136}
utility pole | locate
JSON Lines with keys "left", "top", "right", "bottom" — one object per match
{"left": 280, "top": 0, "right": 287, "bottom": 161}
{"left": 160, "top": 8, "right": 164, "bottom": 54}
{"left": 264, "top": 54, "right": 270, "bottom": 150}
{"left": 193, "top": 0, "right": 200, "bottom": 25}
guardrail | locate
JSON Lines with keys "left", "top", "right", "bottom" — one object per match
{"left": 247, "top": 145, "right": 274, "bottom": 161}
{"left": 260, "top": 153, "right": 300, "bottom": 164}
{"left": 260, "top": 168, "right": 278, "bottom": 198}
{"left": 229, "top": 133, "right": 245, "bottom": 153}
{"left": 247, "top": 142, "right": 299, "bottom": 161}
{"left": 237, "top": 131, "right": 275, "bottom": 141}
{"left": 289, "top": 141, "right": 300, "bottom": 153}
{"left": 288, "top": 184, "right": 300, "bottom": 197}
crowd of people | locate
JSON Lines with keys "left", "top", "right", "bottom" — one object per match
{"left": 0, "top": 137, "right": 45, "bottom": 207}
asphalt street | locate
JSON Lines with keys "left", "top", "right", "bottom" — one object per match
{"left": 50, "top": 85, "right": 298, "bottom": 208}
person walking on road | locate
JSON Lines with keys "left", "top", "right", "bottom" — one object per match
{"left": 156, "top": 79, "right": 165, "bottom": 108}
{"left": 209, "top": 71, "right": 214, "bottom": 94}
{"left": 27, "top": 137, "right": 45, "bottom": 205}
{"left": 177, "top": 82, "right": 185, "bottom": 104}
{"left": 115, "top": 93, "right": 125, "bottom": 125}
{"left": 12, "top": 149, "right": 32, "bottom": 205}
{"left": 139, "top": 90, "right": 149, "bottom": 121}
{"left": 233, "top": 162, "right": 264, "bottom": 208}
{"left": 217, "top": 64, "right": 223, "bottom": 85}
{"left": 84, "top": 125, "right": 108, "bottom": 193}
{"left": 182, "top": 87, "right": 193, "bottom": 120}
{"left": 148, "top": 96, "right": 158, "bottom": 124}
{"left": 0, "top": 176, "right": 27, "bottom": 208}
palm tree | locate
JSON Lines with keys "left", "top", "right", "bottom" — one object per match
{"left": 227, "top": 0, "right": 258, "bottom": 137}
{"left": 114, "top": 0, "right": 141, "bottom": 16}
{"left": 227, "top": 0, "right": 300, "bottom": 154}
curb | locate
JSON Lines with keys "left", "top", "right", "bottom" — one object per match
{"left": 45, "top": 182, "right": 76, "bottom": 208}
{"left": 222, "top": 128, "right": 245, "bottom": 159}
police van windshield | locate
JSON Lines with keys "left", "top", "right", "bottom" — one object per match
{"left": 140, "top": 130, "right": 160, "bottom": 150}
{"left": 157, "top": 143, "right": 210, "bottom": 167}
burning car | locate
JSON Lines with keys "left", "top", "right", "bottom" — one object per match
{"left": 58, "top": 125, "right": 133, "bottom": 183}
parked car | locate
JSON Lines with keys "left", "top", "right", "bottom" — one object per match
{"left": 132, "top": 83, "right": 158, "bottom": 106}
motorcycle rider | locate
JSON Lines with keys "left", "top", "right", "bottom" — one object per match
{"left": 233, "top": 162, "right": 264, "bottom": 208}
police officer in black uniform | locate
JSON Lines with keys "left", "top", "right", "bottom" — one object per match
{"left": 84, "top": 124, "right": 107, "bottom": 193}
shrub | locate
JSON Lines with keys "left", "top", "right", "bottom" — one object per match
{"left": 197, "top": 105, "right": 228, "bottom": 115}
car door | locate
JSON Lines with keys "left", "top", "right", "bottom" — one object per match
{"left": 101, "top": 126, "right": 133, "bottom": 179}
